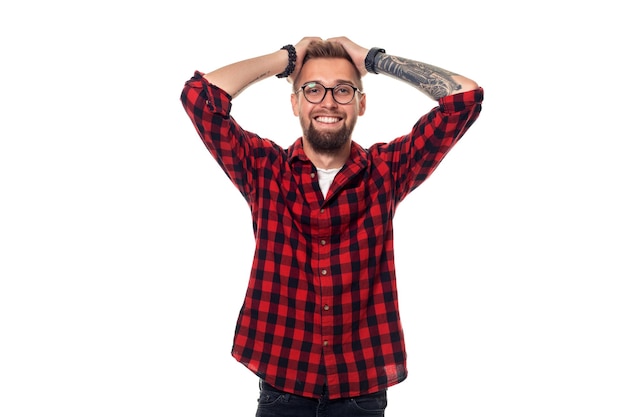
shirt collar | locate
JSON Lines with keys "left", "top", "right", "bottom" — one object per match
{"left": 287, "top": 138, "right": 309, "bottom": 164}
{"left": 287, "top": 138, "right": 369, "bottom": 171}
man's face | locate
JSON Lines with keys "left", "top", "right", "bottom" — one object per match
{"left": 291, "top": 58, "right": 366, "bottom": 155}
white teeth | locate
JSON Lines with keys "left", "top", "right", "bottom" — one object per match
{"left": 316, "top": 116, "right": 340, "bottom": 124}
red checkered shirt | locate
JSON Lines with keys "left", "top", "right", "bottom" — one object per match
{"left": 181, "top": 72, "right": 483, "bottom": 399}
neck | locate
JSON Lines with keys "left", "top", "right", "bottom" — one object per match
{"left": 302, "top": 139, "right": 351, "bottom": 169}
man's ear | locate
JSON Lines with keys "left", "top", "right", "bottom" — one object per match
{"left": 358, "top": 93, "right": 366, "bottom": 116}
{"left": 290, "top": 93, "right": 299, "bottom": 116}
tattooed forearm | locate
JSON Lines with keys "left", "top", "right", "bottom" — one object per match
{"left": 375, "top": 54, "right": 462, "bottom": 99}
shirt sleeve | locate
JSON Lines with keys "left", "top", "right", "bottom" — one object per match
{"left": 374, "top": 87, "right": 484, "bottom": 203}
{"left": 180, "top": 71, "right": 262, "bottom": 200}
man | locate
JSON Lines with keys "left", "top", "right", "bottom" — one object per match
{"left": 181, "top": 36, "right": 483, "bottom": 416}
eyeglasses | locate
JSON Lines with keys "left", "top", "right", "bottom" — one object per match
{"left": 296, "top": 82, "right": 362, "bottom": 105}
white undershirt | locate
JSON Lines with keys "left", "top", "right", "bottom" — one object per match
{"left": 316, "top": 167, "right": 341, "bottom": 198}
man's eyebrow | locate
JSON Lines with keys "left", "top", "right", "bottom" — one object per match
{"left": 302, "top": 79, "right": 357, "bottom": 86}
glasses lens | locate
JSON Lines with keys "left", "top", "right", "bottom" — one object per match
{"left": 333, "top": 84, "right": 356, "bottom": 104}
{"left": 303, "top": 82, "right": 325, "bottom": 103}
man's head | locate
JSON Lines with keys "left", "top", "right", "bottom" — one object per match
{"left": 291, "top": 40, "right": 366, "bottom": 157}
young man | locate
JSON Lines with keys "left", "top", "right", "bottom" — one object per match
{"left": 181, "top": 36, "right": 483, "bottom": 416}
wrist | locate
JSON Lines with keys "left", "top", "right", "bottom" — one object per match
{"left": 365, "top": 47, "right": 385, "bottom": 74}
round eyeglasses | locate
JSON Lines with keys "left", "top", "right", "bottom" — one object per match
{"left": 296, "top": 82, "right": 363, "bottom": 105}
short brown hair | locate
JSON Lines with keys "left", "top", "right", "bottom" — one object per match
{"left": 293, "top": 40, "right": 362, "bottom": 90}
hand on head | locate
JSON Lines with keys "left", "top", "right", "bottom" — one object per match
{"left": 287, "top": 37, "right": 323, "bottom": 85}
{"left": 325, "top": 37, "right": 369, "bottom": 77}
{"left": 286, "top": 36, "right": 369, "bottom": 84}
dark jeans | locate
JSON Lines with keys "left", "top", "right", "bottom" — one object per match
{"left": 255, "top": 380, "right": 387, "bottom": 417}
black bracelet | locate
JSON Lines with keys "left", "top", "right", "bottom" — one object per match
{"left": 365, "top": 47, "right": 386, "bottom": 74}
{"left": 276, "top": 44, "right": 297, "bottom": 78}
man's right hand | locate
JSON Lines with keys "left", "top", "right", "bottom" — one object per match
{"left": 286, "top": 37, "right": 323, "bottom": 85}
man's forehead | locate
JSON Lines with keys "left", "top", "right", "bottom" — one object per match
{"left": 299, "top": 58, "right": 358, "bottom": 85}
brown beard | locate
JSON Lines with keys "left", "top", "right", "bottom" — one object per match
{"left": 304, "top": 121, "right": 353, "bottom": 155}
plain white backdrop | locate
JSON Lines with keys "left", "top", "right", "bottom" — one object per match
{"left": 1, "top": 1, "right": 624, "bottom": 416}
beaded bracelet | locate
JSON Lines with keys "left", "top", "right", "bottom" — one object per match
{"left": 276, "top": 44, "right": 297, "bottom": 78}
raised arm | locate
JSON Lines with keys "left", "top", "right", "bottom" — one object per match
{"left": 202, "top": 37, "right": 322, "bottom": 99}
{"left": 327, "top": 36, "right": 479, "bottom": 100}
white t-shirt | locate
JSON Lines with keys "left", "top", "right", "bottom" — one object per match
{"left": 316, "top": 167, "right": 341, "bottom": 198}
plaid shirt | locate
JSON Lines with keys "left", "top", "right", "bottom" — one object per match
{"left": 181, "top": 72, "right": 483, "bottom": 399}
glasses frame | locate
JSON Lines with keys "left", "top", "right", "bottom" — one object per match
{"left": 296, "top": 82, "right": 363, "bottom": 105}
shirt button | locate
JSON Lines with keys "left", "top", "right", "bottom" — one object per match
{"left": 320, "top": 239, "right": 326, "bottom": 246}
{"left": 311, "top": 172, "right": 316, "bottom": 178}
{"left": 323, "top": 304, "right": 330, "bottom": 311}
{"left": 320, "top": 208, "right": 325, "bottom": 213}
{"left": 323, "top": 340, "right": 329, "bottom": 347}
{"left": 321, "top": 269, "right": 327, "bottom": 276}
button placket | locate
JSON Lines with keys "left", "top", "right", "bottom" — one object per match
{"left": 317, "top": 205, "right": 332, "bottom": 350}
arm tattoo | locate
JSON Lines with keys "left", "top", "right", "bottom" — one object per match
{"left": 233, "top": 71, "right": 271, "bottom": 98}
{"left": 375, "top": 54, "right": 462, "bottom": 99}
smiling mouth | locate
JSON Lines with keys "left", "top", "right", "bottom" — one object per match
{"left": 314, "top": 116, "right": 341, "bottom": 124}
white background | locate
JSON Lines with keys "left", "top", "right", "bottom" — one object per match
{"left": 1, "top": 1, "right": 624, "bottom": 416}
